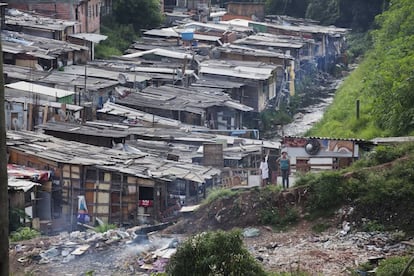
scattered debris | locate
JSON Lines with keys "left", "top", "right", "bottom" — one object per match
{"left": 243, "top": 227, "right": 261, "bottom": 238}
{"left": 9, "top": 225, "right": 182, "bottom": 275}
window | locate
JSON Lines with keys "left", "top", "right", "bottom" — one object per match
{"left": 139, "top": 187, "right": 154, "bottom": 200}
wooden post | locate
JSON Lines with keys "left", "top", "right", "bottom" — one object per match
{"left": 356, "top": 99, "right": 360, "bottom": 119}
{"left": 185, "top": 180, "right": 190, "bottom": 204}
{"left": 28, "top": 103, "right": 33, "bottom": 130}
{"left": 43, "top": 104, "right": 49, "bottom": 124}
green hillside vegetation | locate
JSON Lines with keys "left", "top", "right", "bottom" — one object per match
{"left": 164, "top": 142, "right": 414, "bottom": 275}
{"left": 296, "top": 141, "right": 414, "bottom": 233}
{"left": 308, "top": 0, "right": 414, "bottom": 139}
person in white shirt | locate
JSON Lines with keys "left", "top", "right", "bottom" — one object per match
{"left": 259, "top": 155, "right": 269, "bottom": 187}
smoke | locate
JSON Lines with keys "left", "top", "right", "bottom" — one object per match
{"left": 122, "top": 233, "right": 178, "bottom": 258}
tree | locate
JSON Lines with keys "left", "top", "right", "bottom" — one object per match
{"left": 0, "top": 37, "right": 9, "bottom": 275}
{"left": 307, "top": 0, "right": 414, "bottom": 138}
{"left": 166, "top": 230, "right": 266, "bottom": 276}
{"left": 266, "top": 0, "right": 308, "bottom": 18}
{"left": 112, "top": 0, "right": 163, "bottom": 33}
{"left": 368, "top": 0, "right": 414, "bottom": 135}
{"left": 305, "top": 0, "right": 340, "bottom": 25}
{"left": 265, "top": 0, "right": 389, "bottom": 30}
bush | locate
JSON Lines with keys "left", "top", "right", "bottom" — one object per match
{"left": 166, "top": 230, "right": 266, "bottom": 276}
{"left": 259, "top": 206, "right": 299, "bottom": 229}
{"left": 10, "top": 227, "right": 40, "bottom": 242}
{"left": 361, "top": 219, "right": 385, "bottom": 232}
{"left": 305, "top": 171, "right": 345, "bottom": 215}
{"left": 94, "top": 15, "right": 139, "bottom": 59}
{"left": 9, "top": 208, "right": 30, "bottom": 232}
{"left": 94, "top": 223, "right": 117, "bottom": 233}
{"left": 376, "top": 256, "right": 414, "bottom": 276}
{"left": 260, "top": 109, "right": 292, "bottom": 133}
{"left": 346, "top": 32, "right": 373, "bottom": 62}
{"left": 203, "top": 187, "right": 238, "bottom": 206}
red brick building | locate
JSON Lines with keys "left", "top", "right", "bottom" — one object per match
{"left": 4, "top": 0, "right": 105, "bottom": 33}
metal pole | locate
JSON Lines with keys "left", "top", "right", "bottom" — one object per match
{"left": 0, "top": 30, "right": 10, "bottom": 275}
{"left": 356, "top": 99, "right": 360, "bottom": 119}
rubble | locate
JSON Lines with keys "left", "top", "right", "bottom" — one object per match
{"left": 9, "top": 219, "right": 412, "bottom": 275}
{"left": 244, "top": 223, "right": 411, "bottom": 275}
{"left": 9, "top": 225, "right": 182, "bottom": 275}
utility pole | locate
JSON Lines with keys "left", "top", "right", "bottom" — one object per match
{"left": 0, "top": 35, "right": 10, "bottom": 275}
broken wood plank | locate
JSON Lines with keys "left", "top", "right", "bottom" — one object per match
{"left": 71, "top": 244, "right": 90, "bottom": 255}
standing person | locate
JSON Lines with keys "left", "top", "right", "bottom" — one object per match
{"left": 259, "top": 155, "right": 269, "bottom": 187}
{"left": 278, "top": 150, "right": 291, "bottom": 189}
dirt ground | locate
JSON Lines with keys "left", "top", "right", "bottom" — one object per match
{"left": 9, "top": 187, "right": 412, "bottom": 275}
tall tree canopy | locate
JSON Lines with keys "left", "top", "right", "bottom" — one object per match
{"left": 265, "top": 0, "right": 308, "bottom": 18}
{"left": 112, "top": 0, "right": 163, "bottom": 32}
{"left": 308, "top": 0, "right": 414, "bottom": 138}
{"left": 367, "top": 0, "right": 414, "bottom": 135}
{"left": 266, "top": 0, "right": 389, "bottom": 31}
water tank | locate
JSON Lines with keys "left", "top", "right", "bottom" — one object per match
{"left": 181, "top": 29, "right": 194, "bottom": 41}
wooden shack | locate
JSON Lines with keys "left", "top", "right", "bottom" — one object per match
{"left": 7, "top": 131, "right": 220, "bottom": 231}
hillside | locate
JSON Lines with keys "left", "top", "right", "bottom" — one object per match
{"left": 307, "top": 0, "right": 414, "bottom": 139}
{"left": 9, "top": 142, "right": 414, "bottom": 275}
{"left": 166, "top": 142, "right": 414, "bottom": 236}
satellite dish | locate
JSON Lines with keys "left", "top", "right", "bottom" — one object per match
{"left": 305, "top": 139, "right": 320, "bottom": 155}
{"left": 118, "top": 73, "right": 128, "bottom": 85}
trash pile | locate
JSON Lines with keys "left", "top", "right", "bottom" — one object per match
{"left": 9, "top": 225, "right": 182, "bottom": 275}
{"left": 243, "top": 224, "right": 412, "bottom": 275}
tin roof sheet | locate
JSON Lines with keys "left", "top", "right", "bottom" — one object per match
{"left": 6, "top": 81, "right": 75, "bottom": 98}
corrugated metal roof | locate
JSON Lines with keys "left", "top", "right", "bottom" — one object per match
{"left": 6, "top": 81, "right": 75, "bottom": 98}
{"left": 115, "top": 84, "right": 252, "bottom": 113}
{"left": 284, "top": 136, "right": 367, "bottom": 142}
{"left": 250, "top": 21, "right": 349, "bottom": 35}
{"left": 144, "top": 28, "right": 180, "bottom": 38}
{"left": 191, "top": 77, "right": 245, "bottom": 89}
{"left": 130, "top": 66, "right": 194, "bottom": 75}
{"left": 370, "top": 136, "right": 414, "bottom": 144}
{"left": 39, "top": 71, "right": 118, "bottom": 91}
{"left": 200, "top": 66, "right": 270, "bottom": 80}
{"left": 37, "top": 121, "right": 129, "bottom": 138}
{"left": 60, "top": 65, "right": 151, "bottom": 83}
{"left": 200, "top": 60, "right": 280, "bottom": 80}
{"left": 234, "top": 33, "right": 306, "bottom": 49}
{"left": 144, "top": 27, "right": 221, "bottom": 42}
{"left": 224, "top": 100, "right": 253, "bottom": 112}
{"left": 6, "top": 8, "right": 78, "bottom": 31}
{"left": 122, "top": 48, "right": 194, "bottom": 60}
{"left": 5, "top": 95, "right": 83, "bottom": 111}
{"left": 221, "top": 44, "right": 293, "bottom": 59}
{"left": 1, "top": 30, "right": 89, "bottom": 58}
{"left": 69, "top": 33, "right": 108, "bottom": 43}
{"left": 6, "top": 131, "right": 221, "bottom": 183}
{"left": 3, "top": 64, "right": 49, "bottom": 82}
{"left": 8, "top": 178, "right": 40, "bottom": 192}
{"left": 98, "top": 102, "right": 183, "bottom": 128}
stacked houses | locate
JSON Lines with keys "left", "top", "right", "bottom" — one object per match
{"left": 2, "top": 2, "right": 356, "bottom": 233}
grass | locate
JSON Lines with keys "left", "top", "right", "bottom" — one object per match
{"left": 202, "top": 187, "right": 239, "bottom": 205}
{"left": 10, "top": 227, "right": 40, "bottom": 242}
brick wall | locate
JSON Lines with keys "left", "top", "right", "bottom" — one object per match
{"left": 226, "top": 2, "right": 265, "bottom": 21}
{"left": 5, "top": 0, "right": 101, "bottom": 33}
